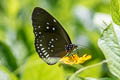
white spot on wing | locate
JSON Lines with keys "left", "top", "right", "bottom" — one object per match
{"left": 36, "top": 40, "right": 39, "bottom": 43}
{"left": 40, "top": 40, "right": 42, "bottom": 42}
{"left": 39, "top": 53, "right": 42, "bottom": 55}
{"left": 55, "top": 38, "right": 58, "bottom": 40}
{"left": 38, "top": 26, "right": 40, "bottom": 28}
{"left": 49, "top": 41, "right": 52, "bottom": 43}
{"left": 36, "top": 44, "right": 38, "bottom": 46}
{"left": 44, "top": 52, "right": 48, "bottom": 55}
{"left": 51, "top": 38, "right": 54, "bottom": 41}
{"left": 38, "top": 50, "right": 40, "bottom": 52}
{"left": 35, "top": 28, "right": 37, "bottom": 30}
{"left": 43, "top": 50, "right": 46, "bottom": 53}
{"left": 35, "top": 34, "right": 37, "bottom": 36}
{"left": 39, "top": 32, "right": 41, "bottom": 34}
{"left": 37, "top": 47, "right": 39, "bottom": 48}
{"left": 46, "top": 54, "right": 49, "bottom": 58}
{"left": 51, "top": 50, "right": 53, "bottom": 52}
{"left": 48, "top": 47, "right": 50, "bottom": 49}
{"left": 41, "top": 48, "right": 44, "bottom": 50}
{"left": 46, "top": 22, "right": 50, "bottom": 25}
{"left": 51, "top": 45, "right": 54, "bottom": 47}
{"left": 46, "top": 26, "right": 49, "bottom": 29}
{"left": 40, "top": 44, "right": 42, "bottom": 46}
{"left": 52, "top": 27, "right": 55, "bottom": 31}
{"left": 53, "top": 19, "right": 56, "bottom": 22}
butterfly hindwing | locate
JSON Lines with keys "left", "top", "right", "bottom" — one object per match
{"left": 32, "top": 7, "right": 72, "bottom": 65}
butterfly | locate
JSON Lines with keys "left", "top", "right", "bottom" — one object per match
{"left": 32, "top": 7, "right": 78, "bottom": 65}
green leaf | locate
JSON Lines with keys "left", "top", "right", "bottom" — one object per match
{"left": 69, "top": 76, "right": 115, "bottom": 80}
{"left": 0, "top": 65, "right": 18, "bottom": 80}
{"left": 0, "top": 41, "right": 18, "bottom": 71}
{"left": 86, "top": 77, "right": 114, "bottom": 80}
{"left": 111, "top": 0, "right": 120, "bottom": 25}
{"left": 21, "top": 54, "right": 65, "bottom": 80}
{"left": 98, "top": 78, "right": 115, "bottom": 80}
{"left": 98, "top": 23, "right": 120, "bottom": 79}
{"left": 77, "top": 59, "right": 103, "bottom": 78}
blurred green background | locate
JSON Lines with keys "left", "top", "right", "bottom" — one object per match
{"left": 0, "top": 0, "right": 118, "bottom": 80}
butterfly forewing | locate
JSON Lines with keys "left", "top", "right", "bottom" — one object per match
{"left": 32, "top": 7, "right": 72, "bottom": 65}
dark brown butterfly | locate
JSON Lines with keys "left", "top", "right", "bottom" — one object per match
{"left": 32, "top": 7, "right": 77, "bottom": 65}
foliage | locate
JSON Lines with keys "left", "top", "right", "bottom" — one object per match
{"left": 111, "top": 0, "right": 120, "bottom": 25}
{"left": 21, "top": 54, "right": 64, "bottom": 80}
{"left": 98, "top": 23, "right": 120, "bottom": 79}
{"left": 0, "top": 0, "right": 120, "bottom": 80}
{"left": 0, "top": 65, "right": 18, "bottom": 80}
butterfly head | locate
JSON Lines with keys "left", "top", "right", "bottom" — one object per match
{"left": 65, "top": 44, "right": 78, "bottom": 53}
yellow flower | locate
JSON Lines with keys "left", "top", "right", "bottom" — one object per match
{"left": 60, "top": 54, "right": 92, "bottom": 65}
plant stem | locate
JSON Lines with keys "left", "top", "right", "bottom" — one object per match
{"left": 69, "top": 60, "right": 108, "bottom": 80}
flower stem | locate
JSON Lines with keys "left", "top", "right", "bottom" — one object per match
{"left": 69, "top": 60, "right": 108, "bottom": 80}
